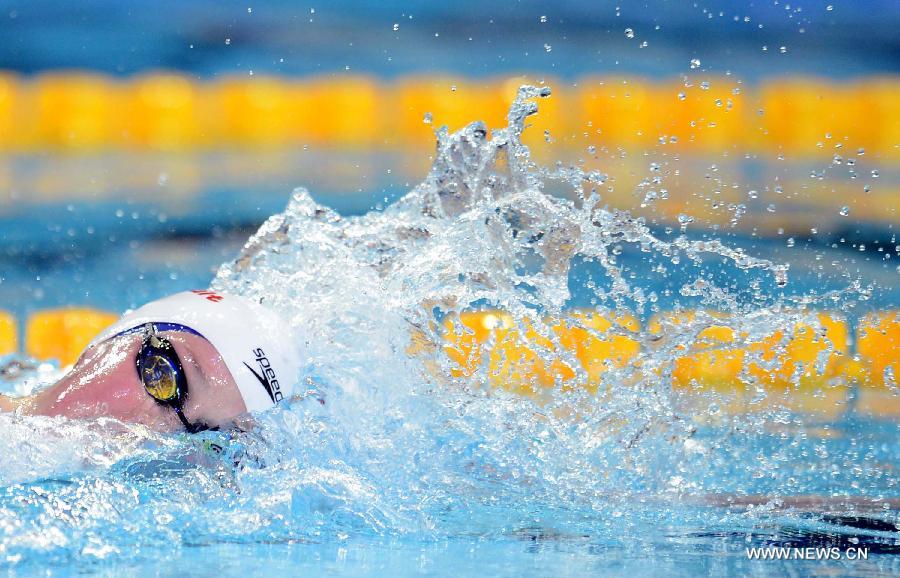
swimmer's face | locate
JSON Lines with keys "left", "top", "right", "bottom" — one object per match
{"left": 24, "top": 331, "right": 247, "bottom": 432}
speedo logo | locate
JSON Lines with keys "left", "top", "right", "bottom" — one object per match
{"left": 243, "top": 348, "right": 283, "bottom": 403}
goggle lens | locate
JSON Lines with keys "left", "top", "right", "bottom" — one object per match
{"left": 139, "top": 354, "right": 180, "bottom": 402}
{"left": 128, "top": 324, "right": 212, "bottom": 433}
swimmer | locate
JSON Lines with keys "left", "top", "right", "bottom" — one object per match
{"left": 0, "top": 290, "right": 301, "bottom": 433}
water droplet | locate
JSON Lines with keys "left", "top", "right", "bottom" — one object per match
{"left": 624, "top": 28, "right": 634, "bottom": 38}
{"left": 700, "top": 81, "right": 710, "bottom": 90}
{"left": 690, "top": 58, "right": 701, "bottom": 69}
{"left": 839, "top": 206, "right": 849, "bottom": 216}
{"left": 423, "top": 112, "right": 433, "bottom": 125}
{"left": 225, "top": 38, "right": 231, "bottom": 45}
{"left": 393, "top": 23, "right": 399, "bottom": 31}
{"left": 747, "top": 190, "right": 758, "bottom": 199}
{"left": 779, "top": 46, "right": 787, "bottom": 53}
{"left": 677, "top": 92, "right": 686, "bottom": 101}
{"left": 775, "top": 268, "right": 788, "bottom": 287}
{"left": 540, "top": 15, "right": 547, "bottom": 23}
{"left": 786, "top": 237, "right": 795, "bottom": 247}
{"left": 826, "top": 4, "right": 834, "bottom": 11}
{"left": 544, "top": 44, "right": 552, "bottom": 52}
{"left": 247, "top": 7, "right": 252, "bottom": 13}
{"left": 871, "top": 169, "right": 880, "bottom": 178}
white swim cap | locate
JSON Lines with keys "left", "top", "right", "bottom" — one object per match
{"left": 91, "top": 290, "right": 301, "bottom": 413}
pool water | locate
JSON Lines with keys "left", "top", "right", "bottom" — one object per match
{"left": 2, "top": 418, "right": 897, "bottom": 576}
{"left": 1, "top": 87, "right": 898, "bottom": 576}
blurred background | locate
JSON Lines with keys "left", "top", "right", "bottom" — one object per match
{"left": 0, "top": 0, "right": 896, "bottom": 364}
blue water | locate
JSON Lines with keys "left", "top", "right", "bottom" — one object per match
{"left": 21, "top": 511, "right": 900, "bottom": 578}
{"left": 1, "top": 419, "right": 896, "bottom": 576}
{"left": 1, "top": 0, "right": 898, "bottom": 79}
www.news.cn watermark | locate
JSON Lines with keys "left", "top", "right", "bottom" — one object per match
{"left": 746, "top": 546, "right": 869, "bottom": 561}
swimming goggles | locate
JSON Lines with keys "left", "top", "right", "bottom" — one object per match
{"left": 118, "top": 322, "right": 212, "bottom": 433}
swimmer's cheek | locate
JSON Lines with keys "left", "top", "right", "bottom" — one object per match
{"left": 0, "top": 393, "right": 14, "bottom": 412}
{"left": 112, "top": 393, "right": 184, "bottom": 432}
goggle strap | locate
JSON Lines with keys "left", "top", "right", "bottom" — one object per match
{"left": 114, "top": 322, "right": 205, "bottom": 340}
{"left": 173, "top": 406, "right": 207, "bottom": 434}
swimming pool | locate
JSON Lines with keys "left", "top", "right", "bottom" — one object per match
{"left": 1, "top": 87, "right": 898, "bottom": 577}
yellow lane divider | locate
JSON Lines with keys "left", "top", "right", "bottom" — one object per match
{"left": 442, "top": 309, "right": 897, "bottom": 417}
{"left": 444, "top": 310, "right": 640, "bottom": 396}
{"left": 0, "top": 72, "right": 897, "bottom": 157}
{"left": 856, "top": 311, "right": 899, "bottom": 388}
{"left": 0, "top": 311, "right": 16, "bottom": 356}
{"left": 648, "top": 312, "right": 853, "bottom": 418}
{"left": 2, "top": 307, "right": 897, "bottom": 418}
{"left": 24, "top": 308, "right": 118, "bottom": 366}
{"left": 853, "top": 312, "right": 899, "bottom": 418}
{"left": 649, "top": 312, "right": 850, "bottom": 390}
{"left": 648, "top": 311, "right": 746, "bottom": 393}
{"left": 127, "top": 74, "right": 202, "bottom": 151}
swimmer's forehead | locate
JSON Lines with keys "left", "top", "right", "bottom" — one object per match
{"left": 95, "top": 325, "right": 221, "bottom": 371}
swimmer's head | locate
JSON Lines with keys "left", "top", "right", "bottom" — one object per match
{"left": 24, "top": 290, "right": 301, "bottom": 432}
{"left": 94, "top": 290, "right": 301, "bottom": 413}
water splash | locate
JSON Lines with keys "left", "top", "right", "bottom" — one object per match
{"left": 0, "top": 86, "right": 894, "bottom": 568}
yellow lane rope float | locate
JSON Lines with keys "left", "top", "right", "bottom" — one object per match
{"left": 441, "top": 309, "right": 898, "bottom": 416}
{"left": 0, "top": 311, "right": 16, "bottom": 357}
{"left": 23, "top": 308, "right": 118, "bottom": 366}
{"left": 0, "top": 72, "right": 896, "bottom": 157}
